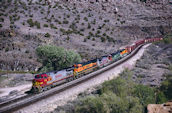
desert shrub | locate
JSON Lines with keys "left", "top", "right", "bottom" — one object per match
{"left": 140, "top": 0, "right": 147, "bottom": 2}
{"left": 43, "top": 24, "right": 48, "bottom": 27}
{"left": 44, "top": 33, "right": 50, "bottom": 37}
{"left": 63, "top": 20, "right": 69, "bottom": 24}
{"left": 159, "top": 73, "right": 172, "bottom": 100}
{"left": 163, "top": 35, "right": 172, "bottom": 44}
{"left": 0, "top": 18, "right": 4, "bottom": 22}
{"left": 36, "top": 45, "right": 81, "bottom": 72}
{"left": 35, "top": 21, "right": 40, "bottom": 29}
{"left": 156, "top": 91, "right": 167, "bottom": 104}
{"left": 50, "top": 24, "right": 57, "bottom": 29}
{"left": 25, "top": 50, "right": 29, "bottom": 53}
{"left": 87, "top": 36, "right": 91, "bottom": 39}
{"left": 84, "top": 38, "right": 87, "bottom": 42}
{"left": 81, "top": 23, "right": 84, "bottom": 25}
{"left": 100, "top": 37, "right": 106, "bottom": 42}
{"left": 104, "top": 19, "right": 109, "bottom": 23}
{"left": 67, "top": 14, "right": 70, "bottom": 18}
{"left": 84, "top": 17, "right": 88, "bottom": 21}
{"left": 27, "top": 18, "right": 34, "bottom": 27}
{"left": 101, "top": 77, "right": 131, "bottom": 97}
{"left": 22, "top": 22, "right": 25, "bottom": 25}
{"left": 5, "top": 47, "right": 9, "bottom": 52}
{"left": 87, "top": 23, "right": 91, "bottom": 29}
{"left": 75, "top": 96, "right": 107, "bottom": 113}
{"left": 76, "top": 86, "right": 142, "bottom": 113}
{"left": 133, "top": 84, "right": 156, "bottom": 107}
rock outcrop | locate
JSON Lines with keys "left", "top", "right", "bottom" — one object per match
{"left": 148, "top": 101, "right": 172, "bottom": 113}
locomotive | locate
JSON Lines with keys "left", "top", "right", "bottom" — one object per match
{"left": 31, "top": 37, "right": 163, "bottom": 93}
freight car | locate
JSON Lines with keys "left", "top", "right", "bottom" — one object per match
{"left": 31, "top": 37, "right": 163, "bottom": 93}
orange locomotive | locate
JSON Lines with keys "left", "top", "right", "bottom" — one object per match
{"left": 73, "top": 59, "right": 97, "bottom": 77}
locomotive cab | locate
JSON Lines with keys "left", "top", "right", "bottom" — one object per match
{"left": 32, "top": 74, "right": 51, "bottom": 92}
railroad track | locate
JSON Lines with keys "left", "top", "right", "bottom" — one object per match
{"left": 0, "top": 44, "right": 145, "bottom": 113}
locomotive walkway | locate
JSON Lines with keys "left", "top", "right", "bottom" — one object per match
{"left": 0, "top": 43, "right": 150, "bottom": 113}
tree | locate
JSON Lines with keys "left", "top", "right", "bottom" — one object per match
{"left": 36, "top": 45, "right": 81, "bottom": 72}
{"left": 75, "top": 96, "right": 107, "bottom": 113}
{"left": 159, "top": 73, "right": 172, "bottom": 100}
{"left": 133, "top": 84, "right": 156, "bottom": 107}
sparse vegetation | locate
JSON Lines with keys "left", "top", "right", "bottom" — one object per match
{"left": 100, "top": 37, "right": 106, "bottom": 42}
{"left": 43, "top": 24, "right": 48, "bottom": 27}
{"left": 63, "top": 20, "right": 69, "bottom": 24}
{"left": 84, "top": 17, "right": 88, "bottom": 21}
{"left": 27, "top": 18, "right": 34, "bottom": 27}
{"left": 44, "top": 32, "right": 50, "bottom": 38}
{"left": 0, "top": 18, "right": 4, "bottom": 22}
{"left": 27, "top": 19, "right": 41, "bottom": 29}
{"left": 87, "top": 23, "right": 91, "bottom": 29}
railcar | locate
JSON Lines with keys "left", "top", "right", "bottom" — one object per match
{"left": 120, "top": 49, "right": 128, "bottom": 57}
{"left": 97, "top": 55, "right": 112, "bottom": 67}
{"left": 111, "top": 50, "right": 121, "bottom": 61}
{"left": 73, "top": 59, "right": 97, "bottom": 77}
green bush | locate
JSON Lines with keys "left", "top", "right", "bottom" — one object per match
{"left": 156, "top": 91, "right": 167, "bottom": 104}
{"left": 87, "top": 23, "right": 91, "bottom": 29}
{"left": 43, "top": 24, "right": 48, "bottom": 27}
{"left": 63, "top": 20, "right": 69, "bottom": 24}
{"left": 100, "top": 37, "right": 106, "bottom": 42}
{"left": 0, "top": 18, "right": 4, "bottom": 22}
{"left": 104, "top": 19, "right": 109, "bottom": 23}
{"left": 5, "top": 47, "right": 9, "bottom": 52}
{"left": 133, "top": 84, "right": 156, "bottom": 107}
{"left": 75, "top": 96, "right": 107, "bottom": 113}
{"left": 27, "top": 18, "right": 34, "bottom": 27}
{"left": 163, "top": 36, "right": 172, "bottom": 44}
{"left": 35, "top": 21, "right": 40, "bottom": 29}
{"left": 140, "top": 0, "right": 147, "bottom": 2}
{"left": 36, "top": 45, "right": 81, "bottom": 72}
{"left": 75, "top": 91, "right": 142, "bottom": 113}
{"left": 84, "top": 17, "right": 88, "bottom": 21}
{"left": 44, "top": 33, "right": 50, "bottom": 37}
{"left": 159, "top": 73, "right": 172, "bottom": 100}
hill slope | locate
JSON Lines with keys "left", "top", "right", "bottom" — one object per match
{"left": 0, "top": 0, "right": 172, "bottom": 71}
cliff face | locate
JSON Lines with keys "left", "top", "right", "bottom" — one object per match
{"left": 148, "top": 101, "right": 172, "bottom": 113}
{"left": 0, "top": 0, "right": 172, "bottom": 71}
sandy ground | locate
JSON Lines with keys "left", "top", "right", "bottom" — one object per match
{"left": 0, "top": 83, "right": 32, "bottom": 97}
{"left": 14, "top": 44, "right": 151, "bottom": 113}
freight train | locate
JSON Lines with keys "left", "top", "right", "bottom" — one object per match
{"left": 31, "top": 37, "right": 163, "bottom": 93}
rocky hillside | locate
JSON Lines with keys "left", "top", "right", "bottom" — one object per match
{"left": 0, "top": 0, "right": 172, "bottom": 71}
{"left": 132, "top": 42, "right": 172, "bottom": 86}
